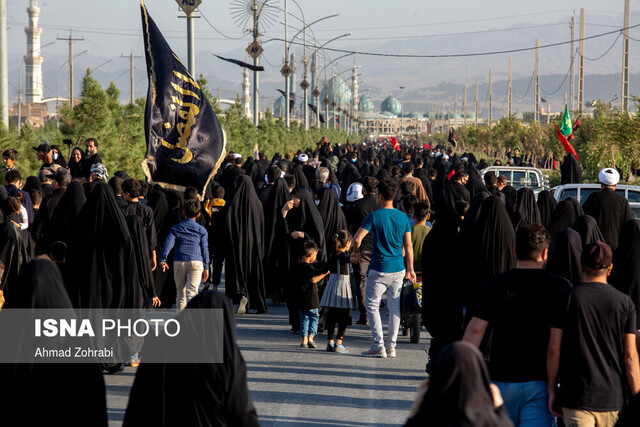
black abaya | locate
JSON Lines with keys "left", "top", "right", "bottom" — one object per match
{"left": 316, "top": 188, "right": 348, "bottom": 249}
{"left": 421, "top": 212, "right": 465, "bottom": 360}
{"left": 536, "top": 190, "right": 557, "bottom": 229}
{"left": 123, "top": 291, "right": 259, "bottom": 427}
{"left": 262, "top": 178, "right": 291, "bottom": 300}
{"left": 560, "top": 153, "right": 582, "bottom": 184}
{"left": 68, "top": 183, "right": 138, "bottom": 309}
{"left": 546, "top": 227, "right": 582, "bottom": 286}
{"left": 571, "top": 215, "right": 605, "bottom": 245}
{"left": 0, "top": 259, "right": 108, "bottom": 427}
{"left": 468, "top": 196, "right": 516, "bottom": 313}
{"left": 0, "top": 221, "right": 33, "bottom": 299}
{"left": 223, "top": 175, "right": 267, "bottom": 312}
{"left": 609, "top": 220, "right": 640, "bottom": 328}
{"left": 512, "top": 187, "right": 542, "bottom": 231}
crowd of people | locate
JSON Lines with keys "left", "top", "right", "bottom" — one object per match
{"left": 1, "top": 135, "right": 640, "bottom": 426}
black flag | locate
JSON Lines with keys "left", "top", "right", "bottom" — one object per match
{"left": 140, "top": 1, "right": 225, "bottom": 194}
{"left": 212, "top": 54, "right": 264, "bottom": 72}
{"left": 276, "top": 89, "right": 295, "bottom": 113}
{"left": 308, "top": 103, "right": 325, "bottom": 124}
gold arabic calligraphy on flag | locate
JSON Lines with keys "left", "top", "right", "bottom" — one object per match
{"left": 161, "top": 64, "right": 200, "bottom": 164}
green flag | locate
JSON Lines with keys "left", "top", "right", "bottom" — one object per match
{"left": 559, "top": 105, "right": 572, "bottom": 137}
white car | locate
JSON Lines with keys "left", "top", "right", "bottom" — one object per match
{"left": 550, "top": 183, "right": 640, "bottom": 220}
{"left": 480, "top": 166, "right": 549, "bottom": 194}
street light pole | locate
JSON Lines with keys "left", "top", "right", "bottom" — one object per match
{"left": 400, "top": 86, "right": 405, "bottom": 136}
{"left": 56, "top": 49, "right": 87, "bottom": 130}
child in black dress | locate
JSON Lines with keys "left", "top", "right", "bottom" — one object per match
{"left": 320, "top": 230, "right": 355, "bottom": 354}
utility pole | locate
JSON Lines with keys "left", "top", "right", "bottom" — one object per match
{"left": 578, "top": 8, "right": 585, "bottom": 111}
{"left": 474, "top": 78, "right": 478, "bottom": 126}
{"left": 57, "top": 30, "right": 84, "bottom": 107}
{"left": 463, "top": 85, "right": 467, "bottom": 126}
{"left": 121, "top": 52, "right": 141, "bottom": 104}
{"left": 447, "top": 96, "right": 451, "bottom": 130}
{"left": 0, "top": 0, "right": 7, "bottom": 128}
{"left": 534, "top": 39, "right": 540, "bottom": 123}
{"left": 508, "top": 56, "right": 512, "bottom": 117}
{"left": 284, "top": 0, "right": 290, "bottom": 128}
{"left": 570, "top": 14, "right": 575, "bottom": 111}
{"left": 488, "top": 69, "right": 492, "bottom": 127}
{"left": 454, "top": 92, "right": 458, "bottom": 117}
{"left": 622, "top": 0, "right": 630, "bottom": 111}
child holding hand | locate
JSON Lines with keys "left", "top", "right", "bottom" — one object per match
{"left": 294, "top": 240, "right": 329, "bottom": 348}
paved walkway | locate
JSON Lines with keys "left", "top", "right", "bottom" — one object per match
{"left": 105, "top": 294, "right": 430, "bottom": 426}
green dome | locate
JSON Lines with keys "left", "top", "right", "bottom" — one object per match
{"left": 381, "top": 96, "right": 401, "bottom": 116}
{"left": 381, "top": 111, "right": 397, "bottom": 118}
{"left": 320, "top": 76, "right": 352, "bottom": 107}
{"left": 358, "top": 96, "right": 374, "bottom": 113}
{"left": 274, "top": 95, "right": 286, "bottom": 118}
{"left": 407, "top": 111, "right": 424, "bottom": 119}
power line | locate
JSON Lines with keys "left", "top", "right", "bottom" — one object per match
{"left": 341, "top": 23, "right": 565, "bottom": 41}
{"left": 540, "top": 48, "right": 577, "bottom": 96}
{"left": 266, "top": 23, "right": 640, "bottom": 58}
{"left": 515, "top": 72, "right": 535, "bottom": 100}
{"left": 583, "top": 32, "right": 622, "bottom": 61}
{"left": 199, "top": 8, "right": 247, "bottom": 40}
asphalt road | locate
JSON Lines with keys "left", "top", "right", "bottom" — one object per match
{"left": 105, "top": 286, "right": 431, "bottom": 426}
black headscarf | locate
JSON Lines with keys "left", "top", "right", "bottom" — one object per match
{"left": 610, "top": 220, "right": 640, "bottom": 328}
{"left": 0, "top": 259, "right": 108, "bottom": 427}
{"left": 405, "top": 341, "right": 513, "bottom": 427}
{"left": 288, "top": 186, "right": 326, "bottom": 261}
{"left": 42, "top": 180, "right": 86, "bottom": 247}
{"left": 68, "top": 147, "right": 85, "bottom": 178}
{"left": 223, "top": 175, "right": 267, "bottom": 312}
{"left": 546, "top": 228, "right": 582, "bottom": 286}
{"left": 560, "top": 153, "right": 582, "bottom": 184}
{"left": 547, "top": 197, "right": 584, "bottom": 255}
{"left": 571, "top": 215, "right": 605, "bottom": 245}
{"left": 68, "top": 183, "right": 137, "bottom": 309}
{"left": 123, "top": 291, "right": 259, "bottom": 427}
{"left": 51, "top": 145, "right": 68, "bottom": 168}
{"left": 316, "top": 188, "right": 348, "bottom": 252}
{"left": 512, "top": 187, "right": 542, "bottom": 231}
{"left": 501, "top": 185, "right": 518, "bottom": 216}
{"left": 536, "top": 190, "right": 557, "bottom": 228}
{"left": 22, "top": 176, "right": 43, "bottom": 194}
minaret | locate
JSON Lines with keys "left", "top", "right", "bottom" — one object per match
{"left": 242, "top": 67, "right": 251, "bottom": 119}
{"left": 25, "top": 0, "right": 43, "bottom": 103}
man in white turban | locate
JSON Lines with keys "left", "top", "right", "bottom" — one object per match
{"left": 583, "top": 167, "right": 633, "bottom": 250}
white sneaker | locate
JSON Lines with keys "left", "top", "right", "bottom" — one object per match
{"left": 361, "top": 345, "right": 387, "bottom": 358}
{"left": 386, "top": 346, "right": 397, "bottom": 358}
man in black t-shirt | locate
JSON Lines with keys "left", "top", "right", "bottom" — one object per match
{"left": 463, "top": 224, "right": 570, "bottom": 426}
{"left": 547, "top": 241, "right": 640, "bottom": 426}
{"left": 346, "top": 176, "right": 379, "bottom": 325}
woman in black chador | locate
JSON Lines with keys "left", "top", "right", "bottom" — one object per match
{"left": 124, "top": 291, "right": 259, "bottom": 427}
{"left": 0, "top": 259, "right": 108, "bottom": 427}
{"left": 223, "top": 175, "right": 267, "bottom": 314}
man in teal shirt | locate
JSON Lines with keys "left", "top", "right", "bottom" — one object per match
{"left": 352, "top": 179, "right": 416, "bottom": 358}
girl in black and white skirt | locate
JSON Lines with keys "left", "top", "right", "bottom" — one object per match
{"left": 320, "top": 230, "right": 355, "bottom": 354}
